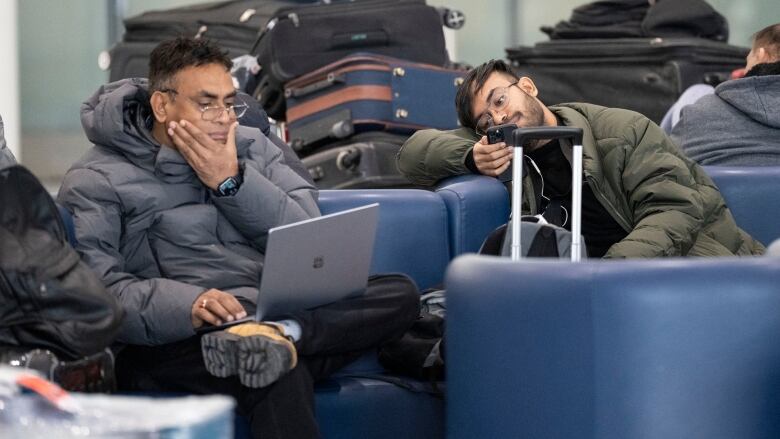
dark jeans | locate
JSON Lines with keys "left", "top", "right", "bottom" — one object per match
{"left": 115, "top": 274, "right": 419, "bottom": 439}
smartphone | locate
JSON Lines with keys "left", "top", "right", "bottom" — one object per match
{"left": 486, "top": 124, "right": 517, "bottom": 182}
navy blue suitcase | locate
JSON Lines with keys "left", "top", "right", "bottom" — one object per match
{"left": 283, "top": 53, "right": 466, "bottom": 155}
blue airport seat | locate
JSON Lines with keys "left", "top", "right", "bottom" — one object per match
{"left": 319, "top": 188, "right": 450, "bottom": 290}
{"left": 435, "top": 175, "right": 509, "bottom": 257}
{"left": 446, "top": 255, "right": 780, "bottom": 439}
{"left": 704, "top": 166, "right": 780, "bottom": 246}
{"left": 315, "top": 189, "right": 448, "bottom": 438}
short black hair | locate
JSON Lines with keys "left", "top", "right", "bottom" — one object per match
{"left": 455, "top": 59, "right": 520, "bottom": 130}
{"left": 148, "top": 37, "right": 233, "bottom": 93}
{"left": 752, "top": 23, "right": 780, "bottom": 61}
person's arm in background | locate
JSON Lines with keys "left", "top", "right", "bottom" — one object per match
{"left": 0, "top": 114, "right": 18, "bottom": 168}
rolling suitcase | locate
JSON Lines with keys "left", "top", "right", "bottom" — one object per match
{"left": 506, "top": 38, "right": 747, "bottom": 123}
{"left": 285, "top": 53, "right": 465, "bottom": 155}
{"left": 507, "top": 127, "right": 586, "bottom": 261}
{"left": 479, "top": 127, "right": 587, "bottom": 260}
{"left": 103, "top": 0, "right": 305, "bottom": 81}
{"left": 300, "top": 133, "right": 413, "bottom": 189}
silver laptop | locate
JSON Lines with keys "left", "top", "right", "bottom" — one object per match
{"left": 254, "top": 202, "right": 379, "bottom": 320}
{"left": 195, "top": 203, "right": 379, "bottom": 334}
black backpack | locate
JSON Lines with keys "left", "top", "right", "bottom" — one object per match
{"left": 0, "top": 166, "right": 123, "bottom": 363}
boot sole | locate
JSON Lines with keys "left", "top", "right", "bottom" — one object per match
{"left": 201, "top": 331, "right": 293, "bottom": 388}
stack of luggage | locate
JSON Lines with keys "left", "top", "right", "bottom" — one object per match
{"left": 505, "top": 0, "right": 747, "bottom": 123}
{"left": 103, "top": 0, "right": 467, "bottom": 189}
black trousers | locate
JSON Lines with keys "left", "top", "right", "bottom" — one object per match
{"left": 115, "top": 274, "right": 419, "bottom": 439}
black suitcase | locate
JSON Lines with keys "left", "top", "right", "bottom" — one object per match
{"left": 506, "top": 37, "right": 747, "bottom": 123}
{"left": 107, "top": 41, "right": 249, "bottom": 82}
{"left": 252, "top": 0, "right": 453, "bottom": 120}
{"left": 301, "top": 133, "right": 413, "bottom": 189}
{"left": 105, "top": 0, "right": 306, "bottom": 81}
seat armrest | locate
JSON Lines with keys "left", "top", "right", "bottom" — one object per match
{"left": 435, "top": 175, "right": 509, "bottom": 256}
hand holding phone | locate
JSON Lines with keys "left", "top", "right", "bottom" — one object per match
{"left": 486, "top": 124, "right": 517, "bottom": 182}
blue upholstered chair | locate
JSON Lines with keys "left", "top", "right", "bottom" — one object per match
{"left": 435, "top": 175, "right": 510, "bottom": 257}
{"left": 446, "top": 255, "right": 780, "bottom": 439}
{"left": 704, "top": 166, "right": 780, "bottom": 246}
{"left": 319, "top": 189, "right": 450, "bottom": 290}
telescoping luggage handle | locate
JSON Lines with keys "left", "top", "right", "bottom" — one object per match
{"left": 510, "top": 127, "right": 585, "bottom": 262}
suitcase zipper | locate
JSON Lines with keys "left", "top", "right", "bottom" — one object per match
{"left": 273, "top": 1, "right": 424, "bottom": 28}
{"left": 288, "top": 13, "right": 300, "bottom": 28}
{"left": 194, "top": 25, "right": 207, "bottom": 39}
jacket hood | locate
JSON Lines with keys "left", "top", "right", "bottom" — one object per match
{"left": 715, "top": 75, "right": 780, "bottom": 128}
{"left": 81, "top": 78, "right": 160, "bottom": 169}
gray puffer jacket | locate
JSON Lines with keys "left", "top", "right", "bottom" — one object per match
{"left": 671, "top": 75, "right": 780, "bottom": 166}
{"left": 57, "top": 79, "right": 319, "bottom": 346}
{"left": 0, "top": 114, "right": 18, "bottom": 168}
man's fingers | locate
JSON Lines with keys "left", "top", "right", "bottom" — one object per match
{"left": 226, "top": 121, "right": 238, "bottom": 150}
{"left": 196, "top": 306, "right": 223, "bottom": 326}
{"left": 201, "top": 298, "right": 234, "bottom": 323}
{"left": 170, "top": 122, "right": 207, "bottom": 159}
{"left": 216, "top": 293, "right": 248, "bottom": 320}
{"left": 488, "top": 146, "right": 511, "bottom": 161}
{"left": 495, "top": 160, "right": 512, "bottom": 176}
{"left": 474, "top": 142, "right": 506, "bottom": 156}
{"left": 179, "top": 120, "right": 216, "bottom": 150}
{"left": 168, "top": 122, "right": 198, "bottom": 158}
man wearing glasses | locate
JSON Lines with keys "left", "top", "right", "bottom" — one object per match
{"left": 58, "top": 37, "right": 418, "bottom": 438}
{"left": 397, "top": 59, "right": 764, "bottom": 258}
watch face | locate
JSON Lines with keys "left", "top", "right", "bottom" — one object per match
{"left": 218, "top": 177, "right": 239, "bottom": 196}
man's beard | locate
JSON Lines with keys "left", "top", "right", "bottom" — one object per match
{"left": 508, "top": 94, "right": 546, "bottom": 150}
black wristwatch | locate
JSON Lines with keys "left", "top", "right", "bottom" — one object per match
{"left": 213, "top": 167, "right": 244, "bottom": 197}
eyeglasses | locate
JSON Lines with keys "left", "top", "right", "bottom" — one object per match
{"left": 160, "top": 89, "right": 248, "bottom": 122}
{"left": 475, "top": 81, "right": 519, "bottom": 136}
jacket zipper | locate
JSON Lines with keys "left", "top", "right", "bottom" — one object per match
{"left": 274, "top": 1, "right": 421, "bottom": 28}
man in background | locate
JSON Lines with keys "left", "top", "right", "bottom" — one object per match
{"left": 670, "top": 22, "right": 780, "bottom": 166}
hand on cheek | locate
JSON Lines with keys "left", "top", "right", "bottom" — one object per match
{"left": 167, "top": 120, "right": 239, "bottom": 190}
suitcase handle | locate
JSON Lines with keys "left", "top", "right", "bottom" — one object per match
{"left": 509, "top": 126, "right": 585, "bottom": 262}
{"left": 286, "top": 73, "right": 346, "bottom": 99}
{"left": 511, "top": 126, "right": 583, "bottom": 147}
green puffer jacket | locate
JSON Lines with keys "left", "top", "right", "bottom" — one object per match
{"left": 397, "top": 103, "right": 765, "bottom": 258}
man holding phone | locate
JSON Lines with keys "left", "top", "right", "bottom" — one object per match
{"left": 396, "top": 59, "right": 764, "bottom": 258}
